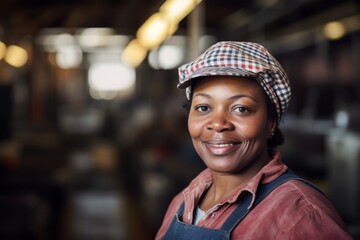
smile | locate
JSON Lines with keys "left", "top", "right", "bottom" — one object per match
{"left": 208, "top": 143, "right": 235, "bottom": 147}
{"left": 204, "top": 141, "right": 240, "bottom": 155}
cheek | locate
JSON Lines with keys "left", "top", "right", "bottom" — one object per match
{"left": 236, "top": 118, "right": 269, "bottom": 140}
{"left": 188, "top": 115, "right": 201, "bottom": 139}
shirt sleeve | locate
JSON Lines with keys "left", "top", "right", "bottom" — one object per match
{"left": 273, "top": 180, "right": 352, "bottom": 240}
{"left": 281, "top": 208, "right": 353, "bottom": 240}
{"left": 230, "top": 180, "right": 353, "bottom": 239}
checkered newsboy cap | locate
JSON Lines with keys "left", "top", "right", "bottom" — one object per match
{"left": 178, "top": 41, "right": 291, "bottom": 121}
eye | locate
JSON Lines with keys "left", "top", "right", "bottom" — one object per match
{"left": 232, "top": 106, "right": 250, "bottom": 114}
{"left": 195, "top": 105, "right": 211, "bottom": 113}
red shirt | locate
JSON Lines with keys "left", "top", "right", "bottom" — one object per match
{"left": 156, "top": 151, "right": 352, "bottom": 239}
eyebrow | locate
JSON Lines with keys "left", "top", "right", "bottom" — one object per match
{"left": 193, "top": 93, "right": 258, "bottom": 103}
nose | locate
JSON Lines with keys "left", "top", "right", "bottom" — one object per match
{"left": 206, "top": 111, "right": 235, "bottom": 132}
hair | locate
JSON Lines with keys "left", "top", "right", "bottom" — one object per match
{"left": 264, "top": 94, "right": 285, "bottom": 149}
{"left": 182, "top": 80, "right": 285, "bottom": 149}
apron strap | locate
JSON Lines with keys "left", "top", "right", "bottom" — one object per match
{"left": 220, "top": 169, "right": 323, "bottom": 232}
{"left": 175, "top": 169, "right": 323, "bottom": 233}
{"left": 177, "top": 202, "right": 185, "bottom": 216}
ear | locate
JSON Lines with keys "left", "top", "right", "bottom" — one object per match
{"left": 267, "top": 120, "right": 276, "bottom": 139}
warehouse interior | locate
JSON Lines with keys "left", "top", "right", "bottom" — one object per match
{"left": 0, "top": 0, "right": 360, "bottom": 239}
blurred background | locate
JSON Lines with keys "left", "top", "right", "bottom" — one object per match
{"left": 0, "top": 0, "right": 359, "bottom": 239}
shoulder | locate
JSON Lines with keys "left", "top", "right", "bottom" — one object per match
{"left": 266, "top": 179, "right": 351, "bottom": 238}
{"left": 273, "top": 179, "right": 337, "bottom": 213}
{"left": 265, "top": 179, "right": 343, "bottom": 221}
{"left": 232, "top": 179, "right": 351, "bottom": 239}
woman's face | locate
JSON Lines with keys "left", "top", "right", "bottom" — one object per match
{"left": 188, "top": 76, "right": 275, "bottom": 175}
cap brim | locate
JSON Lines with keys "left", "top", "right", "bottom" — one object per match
{"left": 177, "top": 66, "right": 257, "bottom": 89}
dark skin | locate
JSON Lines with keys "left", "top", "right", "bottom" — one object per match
{"left": 188, "top": 76, "right": 276, "bottom": 211}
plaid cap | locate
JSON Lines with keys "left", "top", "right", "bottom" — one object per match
{"left": 178, "top": 41, "right": 291, "bottom": 120}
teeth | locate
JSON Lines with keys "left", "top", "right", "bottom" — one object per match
{"left": 211, "top": 143, "right": 234, "bottom": 147}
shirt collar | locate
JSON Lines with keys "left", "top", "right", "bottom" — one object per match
{"left": 183, "top": 150, "right": 288, "bottom": 212}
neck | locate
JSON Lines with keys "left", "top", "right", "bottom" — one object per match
{"left": 200, "top": 153, "right": 271, "bottom": 211}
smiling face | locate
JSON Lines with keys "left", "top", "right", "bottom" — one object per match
{"left": 188, "top": 76, "right": 275, "bottom": 175}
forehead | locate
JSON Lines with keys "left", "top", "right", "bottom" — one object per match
{"left": 192, "top": 76, "right": 265, "bottom": 98}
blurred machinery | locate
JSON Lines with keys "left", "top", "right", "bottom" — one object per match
{"left": 327, "top": 108, "right": 360, "bottom": 237}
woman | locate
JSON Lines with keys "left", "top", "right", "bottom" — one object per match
{"left": 155, "top": 41, "right": 352, "bottom": 239}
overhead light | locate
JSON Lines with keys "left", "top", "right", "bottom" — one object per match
{"left": 56, "top": 44, "right": 83, "bottom": 69}
{"left": 0, "top": 41, "right": 6, "bottom": 60}
{"left": 89, "top": 62, "right": 135, "bottom": 91}
{"left": 54, "top": 33, "right": 76, "bottom": 47}
{"left": 148, "top": 36, "right": 186, "bottom": 69}
{"left": 148, "top": 45, "right": 184, "bottom": 69}
{"left": 136, "top": 12, "right": 173, "bottom": 50}
{"left": 126, "top": 0, "right": 203, "bottom": 67}
{"left": 160, "top": 0, "right": 203, "bottom": 24}
{"left": 76, "top": 28, "right": 129, "bottom": 49}
{"left": 88, "top": 46, "right": 122, "bottom": 64}
{"left": 322, "top": 21, "right": 346, "bottom": 40}
{"left": 78, "top": 28, "right": 115, "bottom": 37}
{"left": 122, "top": 39, "right": 148, "bottom": 67}
{"left": 4, "top": 45, "right": 28, "bottom": 68}
{"left": 88, "top": 62, "right": 136, "bottom": 100}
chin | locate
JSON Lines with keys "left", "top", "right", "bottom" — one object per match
{"left": 205, "top": 161, "right": 242, "bottom": 174}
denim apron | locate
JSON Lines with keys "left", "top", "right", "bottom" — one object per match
{"left": 162, "top": 170, "right": 322, "bottom": 240}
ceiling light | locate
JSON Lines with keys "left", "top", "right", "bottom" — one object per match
{"left": 56, "top": 44, "right": 83, "bottom": 69}
{"left": 149, "top": 44, "right": 184, "bottom": 69}
{"left": 322, "top": 21, "right": 346, "bottom": 40}
{"left": 136, "top": 12, "right": 172, "bottom": 49}
{"left": 160, "top": 0, "right": 203, "bottom": 24}
{"left": 0, "top": 41, "right": 6, "bottom": 60}
{"left": 76, "top": 28, "right": 128, "bottom": 49}
{"left": 79, "top": 28, "right": 115, "bottom": 36}
{"left": 89, "top": 62, "right": 135, "bottom": 91}
{"left": 4, "top": 45, "right": 28, "bottom": 68}
{"left": 122, "top": 39, "right": 148, "bottom": 67}
{"left": 54, "top": 33, "right": 76, "bottom": 47}
{"left": 158, "top": 45, "right": 183, "bottom": 69}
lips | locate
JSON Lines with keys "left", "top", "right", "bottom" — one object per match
{"left": 204, "top": 140, "right": 241, "bottom": 156}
